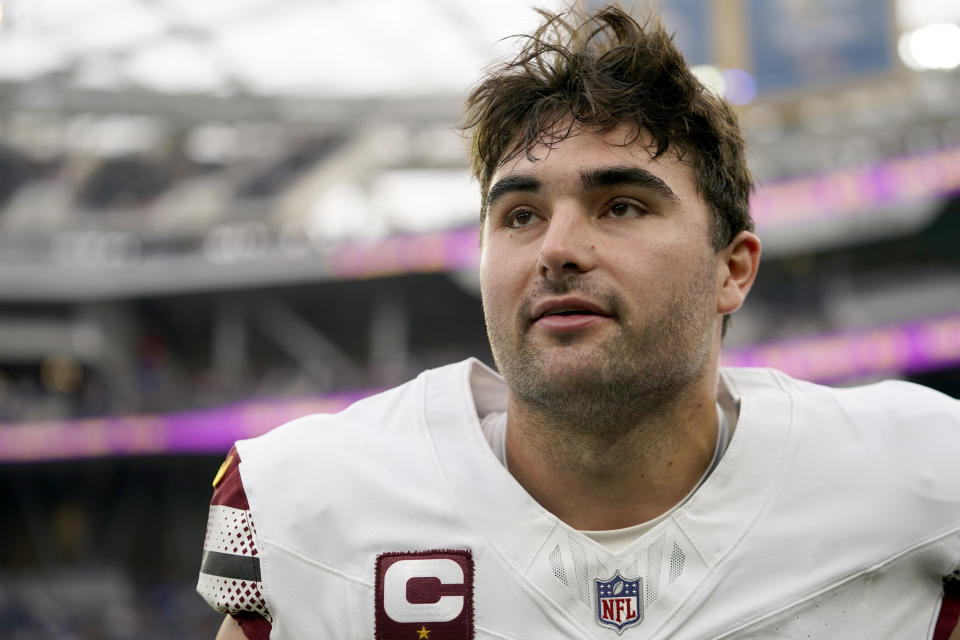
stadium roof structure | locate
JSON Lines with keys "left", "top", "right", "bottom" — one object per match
{"left": 0, "top": 0, "right": 561, "bottom": 117}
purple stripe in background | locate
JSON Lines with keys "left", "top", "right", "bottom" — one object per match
{"left": 1, "top": 314, "right": 959, "bottom": 464}
{"left": 721, "top": 313, "right": 960, "bottom": 384}
{"left": 749, "top": 146, "right": 960, "bottom": 229}
{"left": 327, "top": 227, "right": 480, "bottom": 279}
{"left": 0, "top": 390, "right": 376, "bottom": 463}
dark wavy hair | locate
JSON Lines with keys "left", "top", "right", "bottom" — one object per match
{"left": 461, "top": 4, "right": 754, "bottom": 250}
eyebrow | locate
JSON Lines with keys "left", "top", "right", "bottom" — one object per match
{"left": 485, "top": 165, "right": 681, "bottom": 212}
{"left": 485, "top": 174, "right": 541, "bottom": 211}
{"left": 579, "top": 165, "right": 681, "bottom": 205}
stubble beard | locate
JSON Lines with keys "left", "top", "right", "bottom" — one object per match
{"left": 484, "top": 269, "right": 716, "bottom": 444}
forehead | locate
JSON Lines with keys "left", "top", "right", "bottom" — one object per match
{"left": 490, "top": 123, "right": 698, "bottom": 200}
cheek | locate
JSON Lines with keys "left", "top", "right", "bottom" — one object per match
{"left": 480, "top": 252, "right": 534, "bottom": 333}
{"left": 620, "top": 239, "right": 677, "bottom": 278}
{"left": 478, "top": 249, "right": 495, "bottom": 300}
{"left": 618, "top": 242, "right": 712, "bottom": 300}
{"left": 480, "top": 242, "right": 526, "bottom": 290}
{"left": 478, "top": 250, "right": 509, "bottom": 316}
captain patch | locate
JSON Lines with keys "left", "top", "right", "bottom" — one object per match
{"left": 375, "top": 549, "right": 474, "bottom": 640}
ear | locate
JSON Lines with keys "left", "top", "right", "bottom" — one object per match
{"left": 716, "top": 231, "right": 761, "bottom": 315}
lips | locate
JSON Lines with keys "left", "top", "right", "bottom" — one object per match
{"left": 531, "top": 297, "right": 612, "bottom": 323}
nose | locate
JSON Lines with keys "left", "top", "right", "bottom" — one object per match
{"left": 537, "top": 206, "right": 598, "bottom": 280}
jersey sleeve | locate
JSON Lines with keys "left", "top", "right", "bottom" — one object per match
{"left": 197, "top": 446, "right": 273, "bottom": 640}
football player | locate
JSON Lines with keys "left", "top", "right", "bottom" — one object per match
{"left": 199, "top": 5, "right": 960, "bottom": 639}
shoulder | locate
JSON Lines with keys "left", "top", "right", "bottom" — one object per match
{"left": 236, "top": 359, "right": 476, "bottom": 461}
{"left": 229, "top": 361, "right": 484, "bottom": 513}
{"left": 723, "top": 366, "right": 960, "bottom": 425}
{"left": 725, "top": 366, "right": 960, "bottom": 507}
{"left": 727, "top": 367, "right": 960, "bottom": 453}
{"left": 722, "top": 368, "right": 960, "bottom": 576}
{"left": 241, "top": 371, "right": 421, "bottom": 458}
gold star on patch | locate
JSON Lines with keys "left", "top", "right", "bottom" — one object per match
{"left": 415, "top": 626, "right": 430, "bottom": 639}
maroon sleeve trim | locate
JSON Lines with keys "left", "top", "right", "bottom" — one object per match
{"left": 933, "top": 575, "right": 960, "bottom": 640}
{"left": 234, "top": 611, "right": 273, "bottom": 640}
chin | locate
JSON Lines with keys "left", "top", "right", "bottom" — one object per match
{"left": 541, "top": 346, "right": 604, "bottom": 373}
{"left": 517, "top": 344, "right": 612, "bottom": 389}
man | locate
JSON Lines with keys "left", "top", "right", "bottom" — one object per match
{"left": 198, "top": 6, "right": 960, "bottom": 639}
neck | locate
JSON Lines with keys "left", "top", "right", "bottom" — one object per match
{"left": 504, "top": 372, "right": 720, "bottom": 531}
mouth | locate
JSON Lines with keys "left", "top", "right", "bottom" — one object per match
{"left": 530, "top": 297, "right": 613, "bottom": 328}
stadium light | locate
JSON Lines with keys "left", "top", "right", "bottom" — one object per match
{"left": 898, "top": 23, "right": 960, "bottom": 71}
{"left": 691, "top": 65, "right": 756, "bottom": 106}
{"left": 691, "top": 64, "right": 725, "bottom": 97}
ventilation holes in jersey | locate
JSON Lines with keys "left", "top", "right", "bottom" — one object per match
{"left": 626, "top": 558, "right": 639, "bottom": 582}
{"left": 669, "top": 542, "right": 685, "bottom": 584}
{"left": 569, "top": 535, "right": 590, "bottom": 605}
{"left": 596, "top": 560, "right": 610, "bottom": 586}
{"left": 645, "top": 533, "right": 665, "bottom": 606}
{"left": 549, "top": 545, "right": 568, "bottom": 586}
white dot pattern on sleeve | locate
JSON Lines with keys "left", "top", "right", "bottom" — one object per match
{"left": 204, "top": 505, "right": 259, "bottom": 557}
{"left": 196, "top": 574, "right": 272, "bottom": 621}
{"left": 198, "top": 504, "right": 270, "bottom": 620}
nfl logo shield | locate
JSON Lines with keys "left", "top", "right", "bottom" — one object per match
{"left": 595, "top": 572, "right": 643, "bottom": 633}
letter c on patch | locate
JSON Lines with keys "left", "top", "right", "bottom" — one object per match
{"left": 383, "top": 558, "right": 464, "bottom": 623}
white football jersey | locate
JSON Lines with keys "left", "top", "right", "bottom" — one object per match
{"left": 199, "top": 358, "right": 960, "bottom": 639}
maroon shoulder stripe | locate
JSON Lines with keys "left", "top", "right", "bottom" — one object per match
{"left": 211, "top": 446, "right": 251, "bottom": 511}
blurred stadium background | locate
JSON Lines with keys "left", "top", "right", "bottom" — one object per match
{"left": 0, "top": 0, "right": 958, "bottom": 637}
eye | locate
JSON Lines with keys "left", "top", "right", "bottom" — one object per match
{"left": 604, "top": 201, "right": 647, "bottom": 219}
{"left": 505, "top": 208, "right": 540, "bottom": 228}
